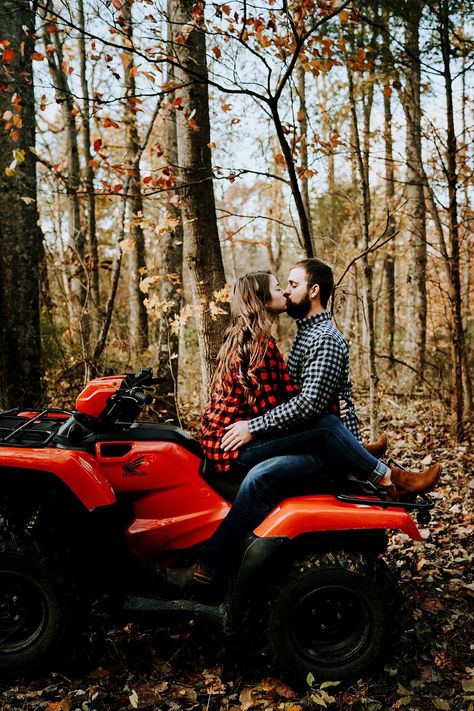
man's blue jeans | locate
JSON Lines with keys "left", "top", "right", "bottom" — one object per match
{"left": 200, "top": 454, "right": 321, "bottom": 572}
{"left": 238, "top": 413, "right": 388, "bottom": 485}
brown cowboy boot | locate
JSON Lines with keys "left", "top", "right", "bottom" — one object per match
{"left": 364, "top": 433, "right": 388, "bottom": 459}
{"left": 390, "top": 463, "right": 441, "bottom": 496}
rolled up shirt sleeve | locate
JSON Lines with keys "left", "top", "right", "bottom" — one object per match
{"left": 248, "top": 336, "right": 345, "bottom": 434}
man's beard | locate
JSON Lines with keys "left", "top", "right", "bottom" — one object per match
{"left": 286, "top": 294, "right": 311, "bottom": 319}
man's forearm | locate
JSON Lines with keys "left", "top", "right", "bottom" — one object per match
{"left": 248, "top": 392, "right": 326, "bottom": 435}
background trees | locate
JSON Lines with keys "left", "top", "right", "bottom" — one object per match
{"left": 0, "top": 0, "right": 472, "bottom": 440}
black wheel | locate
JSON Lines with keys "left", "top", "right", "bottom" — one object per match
{"left": 0, "top": 528, "right": 69, "bottom": 676}
{"left": 267, "top": 552, "right": 402, "bottom": 684}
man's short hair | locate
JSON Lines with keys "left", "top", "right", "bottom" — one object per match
{"left": 294, "top": 258, "right": 334, "bottom": 308}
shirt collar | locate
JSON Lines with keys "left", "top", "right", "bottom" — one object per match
{"left": 296, "top": 311, "right": 331, "bottom": 332}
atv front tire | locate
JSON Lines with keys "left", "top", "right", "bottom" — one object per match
{"left": 0, "top": 528, "right": 69, "bottom": 676}
{"left": 267, "top": 551, "right": 402, "bottom": 684}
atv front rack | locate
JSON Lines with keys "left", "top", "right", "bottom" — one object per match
{"left": 0, "top": 408, "right": 72, "bottom": 447}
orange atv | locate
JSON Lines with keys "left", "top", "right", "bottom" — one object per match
{"left": 0, "top": 368, "right": 433, "bottom": 682}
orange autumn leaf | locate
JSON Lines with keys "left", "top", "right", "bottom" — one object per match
{"left": 212, "top": 46, "right": 222, "bottom": 59}
{"left": 103, "top": 117, "right": 119, "bottom": 129}
{"left": 188, "top": 117, "right": 200, "bottom": 132}
{"left": 0, "top": 39, "right": 11, "bottom": 48}
{"left": 275, "top": 153, "right": 286, "bottom": 166}
{"left": 384, "top": 85, "right": 392, "bottom": 97}
{"left": 3, "top": 48, "right": 15, "bottom": 63}
{"left": 88, "top": 159, "right": 99, "bottom": 169}
{"left": 31, "top": 52, "right": 45, "bottom": 61}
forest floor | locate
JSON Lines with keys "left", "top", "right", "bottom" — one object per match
{"left": 0, "top": 398, "right": 472, "bottom": 711}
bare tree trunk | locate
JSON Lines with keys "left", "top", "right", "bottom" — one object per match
{"left": 459, "top": 3, "right": 473, "bottom": 419}
{"left": 440, "top": 1, "right": 468, "bottom": 440}
{"left": 78, "top": 0, "right": 99, "bottom": 334}
{"left": 382, "top": 16, "right": 396, "bottom": 366}
{"left": 0, "top": 0, "right": 43, "bottom": 406}
{"left": 319, "top": 73, "right": 336, "bottom": 248}
{"left": 296, "top": 62, "right": 314, "bottom": 251}
{"left": 154, "top": 1, "right": 184, "bottom": 423}
{"left": 122, "top": 0, "right": 149, "bottom": 359}
{"left": 403, "top": 7, "right": 427, "bottom": 388}
{"left": 41, "top": 0, "right": 90, "bottom": 355}
{"left": 172, "top": 0, "right": 229, "bottom": 399}
{"left": 347, "top": 65, "right": 379, "bottom": 439}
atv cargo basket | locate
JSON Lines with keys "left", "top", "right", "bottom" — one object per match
{"left": 0, "top": 408, "right": 72, "bottom": 447}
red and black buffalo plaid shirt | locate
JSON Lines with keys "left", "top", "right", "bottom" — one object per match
{"left": 201, "top": 336, "right": 300, "bottom": 472}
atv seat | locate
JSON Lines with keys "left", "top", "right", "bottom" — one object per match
{"left": 200, "top": 459, "right": 247, "bottom": 502}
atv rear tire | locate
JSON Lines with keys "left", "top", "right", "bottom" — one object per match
{"left": 0, "top": 528, "right": 69, "bottom": 676}
{"left": 267, "top": 551, "right": 402, "bottom": 684}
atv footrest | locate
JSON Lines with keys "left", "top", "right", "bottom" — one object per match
{"left": 123, "top": 594, "right": 224, "bottom": 623}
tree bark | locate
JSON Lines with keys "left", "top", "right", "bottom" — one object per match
{"left": 41, "top": 0, "right": 90, "bottom": 354}
{"left": 440, "top": 1, "right": 468, "bottom": 440}
{"left": 381, "top": 15, "right": 396, "bottom": 366}
{"left": 296, "top": 62, "right": 314, "bottom": 252}
{"left": 78, "top": 0, "right": 99, "bottom": 334}
{"left": 122, "top": 0, "right": 149, "bottom": 359}
{"left": 0, "top": 0, "right": 43, "bottom": 406}
{"left": 403, "top": 7, "right": 427, "bottom": 387}
{"left": 172, "top": 0, "right": 229, "bottom": 399}
{"left": 347, "top": 63, "right": 379, "bottom": 439}
{"left": 154, "top": 0, "right": 184, "bottom": 423}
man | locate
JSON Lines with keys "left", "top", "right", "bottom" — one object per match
{"left": 164, "top": 259, "right": 441, "bottom": 587}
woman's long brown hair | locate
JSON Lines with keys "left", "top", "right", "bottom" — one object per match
{"left": 210, "top": 272, "right": 274, "bottom": 404}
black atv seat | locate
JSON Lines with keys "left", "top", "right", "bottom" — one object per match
{"left": 200, "top": 459, "right": 247, "bottom": 502}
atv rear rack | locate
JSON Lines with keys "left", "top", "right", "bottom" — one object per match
{"left": 336, "top": 490, "right": 435, "bottom": 525}
{"left": 0, "top": 408, "right": 72, "bottom": 447}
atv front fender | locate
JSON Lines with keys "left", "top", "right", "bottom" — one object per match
{"left": 253, "top": 494, "right": 421, "bottom": 541}
{"left": 0, "top": 447, "right": 116, "bottom": 510}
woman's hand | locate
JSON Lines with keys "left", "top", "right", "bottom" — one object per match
{"left": 339, "top": 397, "right": 348, "bottom": 418}
{"left": 221, "top": 420, "right": 254, "bottom": 451}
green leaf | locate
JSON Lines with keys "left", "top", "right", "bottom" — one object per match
{"left": 320, "top": 681, "right": 340, "bottom": 689}
{"left": 307, "top": 672, "right": 315, "bottom": 687}
{"left": 432, "top": 699, "right": 450, "bottom": 710}
{"left": 397, "top": 684, "right": 413, "bottom": 697}
{"left": 462, "top": 680, "right": 474, "bottom": 693}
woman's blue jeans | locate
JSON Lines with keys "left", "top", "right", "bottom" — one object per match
{"left": 238, "top": 413, "right": 387, "bottom": 485}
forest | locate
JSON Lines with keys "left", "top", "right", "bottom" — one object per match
{"left": 0, "top": 0, "right": 472, "bottom": 709}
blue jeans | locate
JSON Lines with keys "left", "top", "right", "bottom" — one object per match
{"left": 200, "top": 454, "right": 321, "bottom": 572}
{"left": 238, "top": 413, "right": 388, "bottom": 485}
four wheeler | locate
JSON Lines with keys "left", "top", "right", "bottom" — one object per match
{"left": 0, "top": 368, "right": 434, "bottom": 682}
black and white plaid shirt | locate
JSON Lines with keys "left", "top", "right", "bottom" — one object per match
{"left": 248, "top": 311, "right": 361, "bottom": 440}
